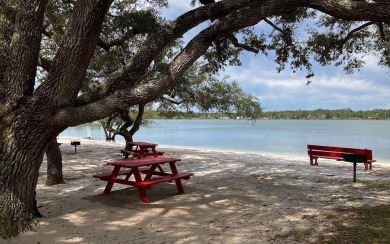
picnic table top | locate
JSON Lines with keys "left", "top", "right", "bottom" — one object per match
{"left": 107, "top": 156, "right": 180, "bottom": 168}
{"left": 127, "top": 141, "right": 158, "bottom": 147}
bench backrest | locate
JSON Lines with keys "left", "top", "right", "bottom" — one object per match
{"left": 307, "top": 144, "right": 373, "bottom": 160}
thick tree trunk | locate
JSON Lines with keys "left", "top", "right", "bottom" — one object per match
{"left": 45, "top": 138, "right": 65, "bottom": 186}
{"left": 0, "top": 113, "right": 54, "bottom": 239}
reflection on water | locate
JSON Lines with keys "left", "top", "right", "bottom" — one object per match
{"left": 60, "top": 119, "right": 390, "bottom": 163}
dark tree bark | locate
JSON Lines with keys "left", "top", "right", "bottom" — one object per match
{"left": 100, "top": 104, "right": 144, "bottom": 145}
{"left": 1, "top": 0, "right": 390, "bottom": 239}
{"left": 120, "top": 104, "right": 145, "bottom": 150}
{"left": 101, "top": 112, "right": 121, "bottom": 141}
{"left": 45, "top": 138, "right": 65, "bottom": 186}
{"left": 0, "top": 0, "right": 114, "bottom": 238}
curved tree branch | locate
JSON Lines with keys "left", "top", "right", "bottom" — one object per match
{"left": 97, "top": 29, "right": 135, "bottom": 51}
{"left": 128, "top": 104, "right": 145, "bottom": 136}
{"left": 52, "top": 1, "right": 276, "bottom": 127}
{"left": 305, "top": 0, "right": 390, "bottom": 24}
{"left": 263, "top": 18, "right": 292, "bottom": 45}
{"left": 226, "top": 33, "right": 259, "bottom": 53}
{"left": 376, "top": 22, "right": 389, "bottom": 42}
{"left": 162, "top": 96, "right": 183, "bottom": 105}
{"left": 339, "top": 21, "right": 375, "bottom": 48}
{"left": 74, "top": 0, "right": 261, "bottom": 106}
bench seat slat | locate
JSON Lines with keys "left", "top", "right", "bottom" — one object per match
{"left": 93, "top": 167, "right": 151, "bottom": 179}
{"left": 308, "top": 145, "right": 369, "bottom": 155}
{"left": 135, "top": 172, "right": 194, "bottom": 187}
{"left": 93, "top": 169, "right": 133, "bottom": 179}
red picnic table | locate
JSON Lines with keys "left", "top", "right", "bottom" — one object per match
{"left": 120, "top": 141, "right": 164, "bottom": 159}
{"left": 93, "top": 156, "right": 193, "bottom": 203}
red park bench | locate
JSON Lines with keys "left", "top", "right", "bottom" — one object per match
{"left": 307, "top": 144, "right": 376, "bottom": 182}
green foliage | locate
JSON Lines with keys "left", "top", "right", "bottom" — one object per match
{"left": 202, "top": 38, "right": 242, "bottom": 74}
{"left": 157, "top": 62, "right": 262, "bottom": 120}
{"left": 261, "top": 109, "right": 390, "bottom": 120}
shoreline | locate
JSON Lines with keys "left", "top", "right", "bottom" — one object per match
{"left": 57, "top": 137, "right": 390, "bottom": 165}
{"left": 8, "top": 139, "right": 390, "bottom": 243}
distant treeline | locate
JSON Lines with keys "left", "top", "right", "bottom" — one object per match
{"left": 261, "top": 109, "right": 390, "bottom": 120}
{"left": 151, "top": 108, "right": 390, "bottom": 120}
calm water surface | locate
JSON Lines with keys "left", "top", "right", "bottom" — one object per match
{"left": 60, "top": 120, "right": 390, "bottom": 163}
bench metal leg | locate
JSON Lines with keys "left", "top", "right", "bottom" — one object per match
{"left": 364, "top": 162, "right": 372, "bottom": 171}
{"left": 310, "top": 156, "right": 318, "bottom": 166}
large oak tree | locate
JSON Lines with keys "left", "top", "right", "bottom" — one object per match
{"left": 1, "top": 0, "right": 390, "bottom": 239}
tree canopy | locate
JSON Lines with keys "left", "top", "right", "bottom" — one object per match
{"left": 1, "top": 0, "right": 390, "bottom": 239}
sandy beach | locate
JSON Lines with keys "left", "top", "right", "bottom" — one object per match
{"left": 7, "top": 139, "right": 390, "bottom": 244}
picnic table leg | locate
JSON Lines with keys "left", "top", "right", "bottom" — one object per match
{"left": 151, "top": 146, "right": 158, "bottom": 157}
{"left": 169, "top": 162, "right": 185, "bottom": 193}
{"left": 139, "top": 146, "right": 146, "bottom": 158}
{"left": 133, "top": 168, "right": 150, "bottom": 203}
{"left": 138, "top": 187, "right": 149, "bottom": 203}
{"left": 353, "top": 162, "right": 357, "bottom": 182}
{"left": 124, "top": 169, "right": 135, "bottom": 181}
{"left": 103, "top": 166, "right": 121, "bottom": 195}
{"left": 143, "top": 165, "right": 158, "bottom": 180}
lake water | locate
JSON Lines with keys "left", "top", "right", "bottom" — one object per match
{"left": 59, "top": 119, "right": 390, "bottom": 163}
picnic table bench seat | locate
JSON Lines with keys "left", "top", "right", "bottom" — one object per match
{"left": 94, "top": 171, "right": 193, "bottom": 186}
{"left": 93, "top": 167, "right": 151, "bottom": 180}
{"left": 134, "top": 172, "right": 194, "bottom": 187}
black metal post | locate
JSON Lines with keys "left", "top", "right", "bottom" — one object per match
{"left": 71, "top": 141, "right": 80, "bottom": 154}
{"left": 353, "top": 162, "right": 357, "bottom": 182}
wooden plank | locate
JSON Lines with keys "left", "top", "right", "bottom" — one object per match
{"left": 127, "top": 141, "right": 158, "bottom": 147}
{"left": 93, "top": 169, "right": 132, "bottom": 179}
{"left": 132, "top": 151, "right": 164, "bottom": 158}
{"left": 309, "top": 150, "right": 345, "bottom": 158}
{"left": 93, "top": 166, "right": 154, "bottom": 179}
{"left": 134, "top": 172, "right": 194, "bottom": 187}
{"left": 107, "top": 157, "right": 180, "bottom": 168}
{"left": 308, "top": 144, "right": 371, "bottom": 156}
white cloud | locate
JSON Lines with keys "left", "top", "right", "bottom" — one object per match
{"left": 224, "top": 56, "right": 390, "bottom": 111}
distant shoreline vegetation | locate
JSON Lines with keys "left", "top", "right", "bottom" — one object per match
{"left": 146, "top": 108, "right": 390, "bottom": 120}
{"left": 82, "top": 109, "right": 390, "bottom": 125}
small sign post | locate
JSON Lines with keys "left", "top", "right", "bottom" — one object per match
{"left": 71, "top": 141, "right": 80, "bottom": 154}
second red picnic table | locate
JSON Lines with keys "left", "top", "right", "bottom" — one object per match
{"left": 121, "top": 141, "right": 164, "bottom": 159}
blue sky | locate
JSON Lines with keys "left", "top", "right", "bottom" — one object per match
{"left": 162, "top": 1, "right": 390, "bottom": 111}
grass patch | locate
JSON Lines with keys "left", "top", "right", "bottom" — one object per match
{"left": 318, "top": 204, "right": 390, "bottom": 244}
{"left": 362, "top": 182, "right": 390, "bottom": 190}
{"left": 276, "top": 228, "right": 315, "bottom": 243}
